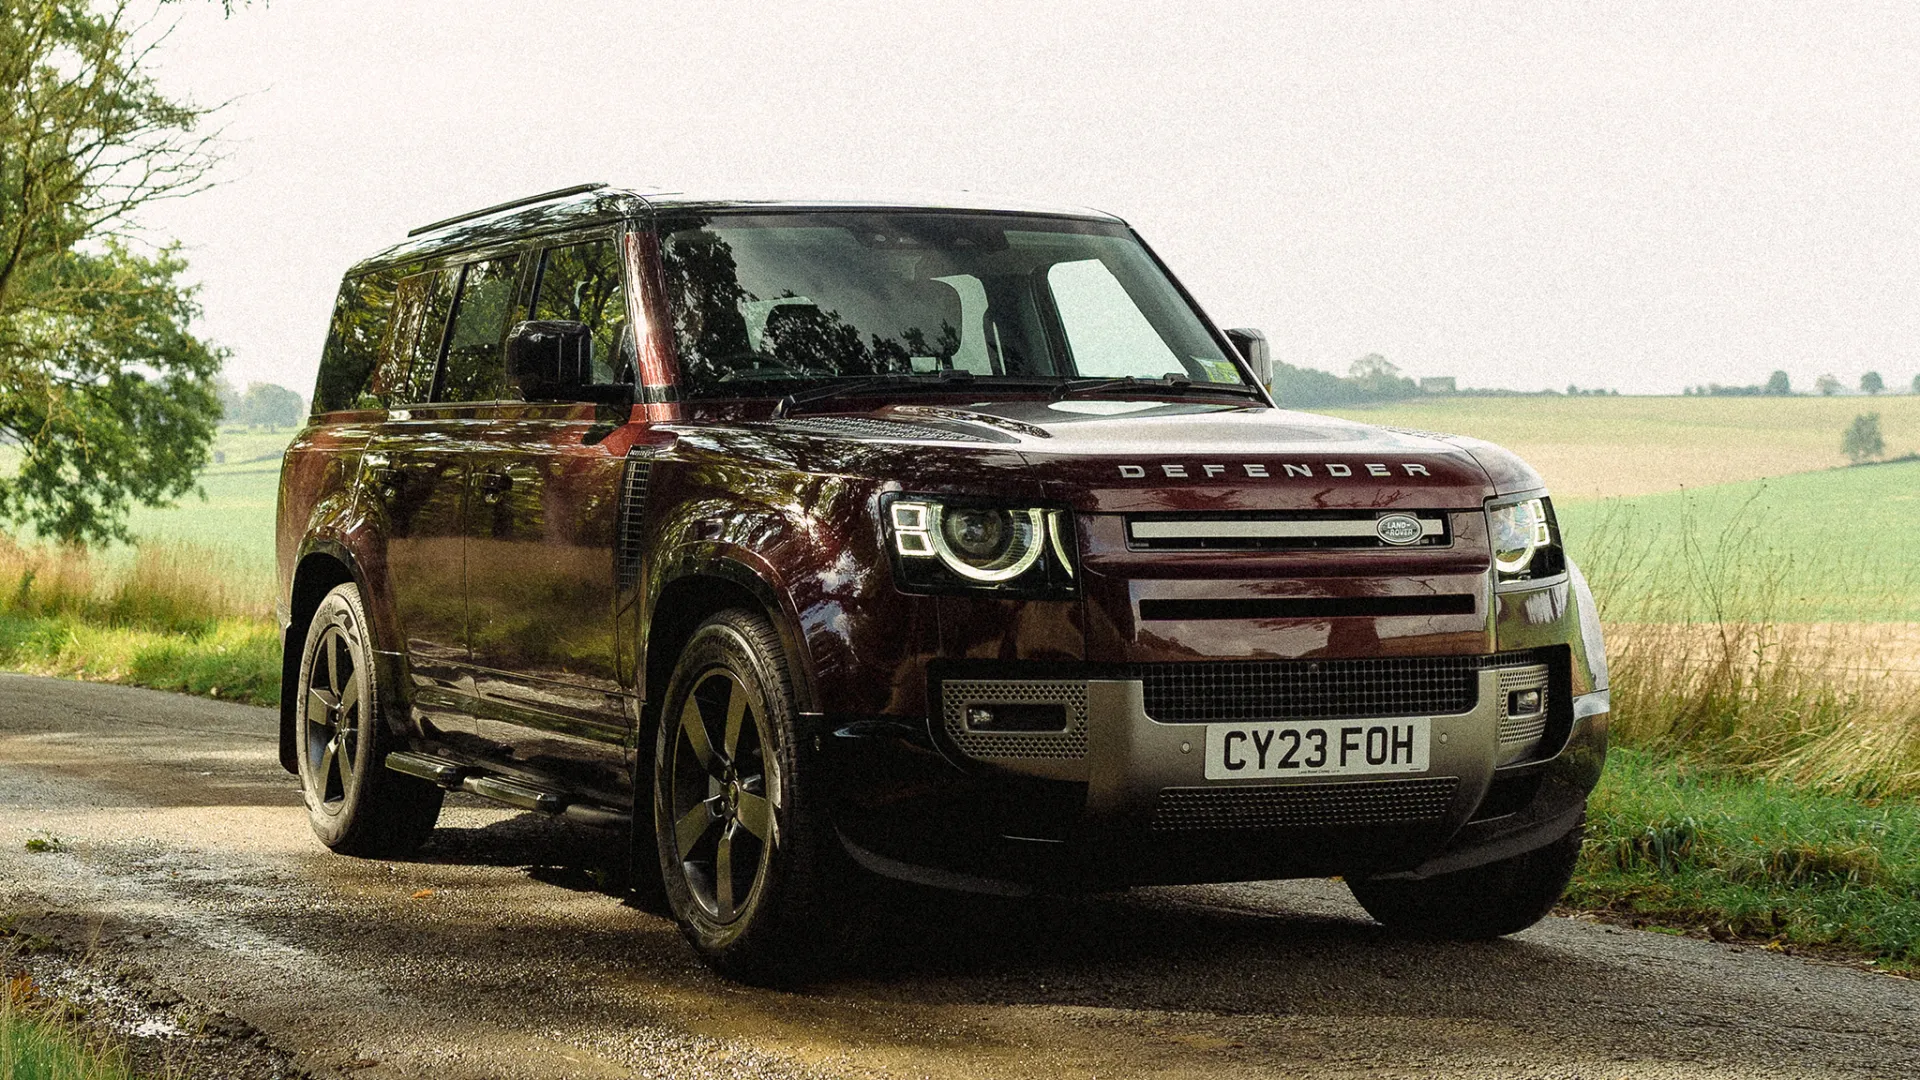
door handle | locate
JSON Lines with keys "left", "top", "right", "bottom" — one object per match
{"left": 368, "top": 466, "right": 401, "bottom": 498}
{"left": 477, "top": 470, "right": 512, "bottom": 501}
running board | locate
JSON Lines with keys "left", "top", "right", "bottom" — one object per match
{"left": 383, "top": 751, "right": 631, "bottom": 829}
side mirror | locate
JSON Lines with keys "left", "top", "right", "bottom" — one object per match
{"left": 507, "top": 320, "right": 632, "bottom": 406}
{"left": 1225, "top": 328, "right": 1272, "bottom": 390}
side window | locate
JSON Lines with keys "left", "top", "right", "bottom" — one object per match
{"left": 372, "top": 269, "right": 454, "bottom": 406}
{"left": 531, "top": 239, "right": 631, "bottom": 385}
{"left": 314, "top": 271, "right": 396, "bottom": 413}
{"left": 440, "top": 256, "right": 523, "bottom": 402}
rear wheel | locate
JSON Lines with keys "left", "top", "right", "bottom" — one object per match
{"left": 1348, "top": 814, "right": 1585, "bottom": 939}
{"left": 295, "top": 583, "right": 443, "bottom": 858}
{"left": 652, "top": 609, "right": 851, "bottom": 984}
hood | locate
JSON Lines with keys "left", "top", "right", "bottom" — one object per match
{"left": 839, "top": 399, "right": 1518, "bottom": 512}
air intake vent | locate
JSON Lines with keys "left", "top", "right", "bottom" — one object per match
{"left": 1138, "top": 595, "right": 1475, "bottom": 621}
{"left": 1132, "top": 651, "right": 1544, "bottom": 723}
{"left": 614, "top": 451, "right": 653, "bottom": 591}
{"left": 774, "top": 417, "right": 976, "bottom": 442}
{"left": 1150, "top": 777, "right": 1460, "bottom": 832}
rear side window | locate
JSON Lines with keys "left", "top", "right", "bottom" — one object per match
{"left": 440, "top": 256, "right": 524, "bottom": 402}
{"left": 374, "top": 270, "right": 455, "bottom": 405}
{"left": 314, "top": 272, "right": 397, "bottom": 413}
{"left": 532, "top": 240, "right": 632, "bottom": 385}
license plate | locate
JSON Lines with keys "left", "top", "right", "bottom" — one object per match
{"left": 1203, "top": 719, "right": 1430, "bottom": 780}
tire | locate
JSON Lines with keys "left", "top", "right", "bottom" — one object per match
{"left": 295, "top": 583, "right": 443, "bottom": 858}
{"left": 652, "top": 609, "right": 851, "bottom": 984}
{"left": 1347, "top": 814, "right": 1585, "bottom": 939}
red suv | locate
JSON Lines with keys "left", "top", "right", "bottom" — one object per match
{"left": 277, "top": 184, "right": 1609, "bottom": 981}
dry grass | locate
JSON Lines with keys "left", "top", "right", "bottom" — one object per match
{"left": 0, "top": 538, "right": 277, "bottom": 706}
{"left": 1580, "top": 501, "right": 1920, "bottom": 797}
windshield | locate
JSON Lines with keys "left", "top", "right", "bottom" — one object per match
{"left": 657, "top": 212, "right": 1247, "bottom": 398}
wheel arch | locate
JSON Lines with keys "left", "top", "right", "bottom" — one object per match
{"left": 280, "top": 542, "right": 373, "bottom": 774}
{"left": 639, "top": 558, "right": 820, "bottom": 764}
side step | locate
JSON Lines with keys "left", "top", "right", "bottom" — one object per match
{"left": 383, "top": 751, "right": 631, "bottom": 829}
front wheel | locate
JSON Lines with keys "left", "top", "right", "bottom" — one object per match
{"left": 1347, "top": 814, "right": 1585, "bottom": 939}
{"left": 295, "top": 583, "right": 443, "bottom": 858}
{"left": 652, "top": 609, "right": 851, "bottom": 984}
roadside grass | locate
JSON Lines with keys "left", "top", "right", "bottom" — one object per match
{"left": 1, "top": 971, "right": 136, "bottom": 1080}
{"left": 0, "top": 538, "right": 278, "bottom": 707}
{"left": 1574, "top": 747, "right": 1920, "bottom": 974}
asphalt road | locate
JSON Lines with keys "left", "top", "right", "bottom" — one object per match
{"left": 2, "top": 672, "right": 1915, "bottom": 1079}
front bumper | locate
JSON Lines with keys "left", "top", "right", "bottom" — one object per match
{"left": 824, "top": 653, "right": 1608, "bottom": 893}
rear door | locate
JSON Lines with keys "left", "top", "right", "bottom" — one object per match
{"left": 457, "top": 233, "right": 635, "bottom": 804}
{"left": 362, "top": 266, "right": 470, "bottom": 708}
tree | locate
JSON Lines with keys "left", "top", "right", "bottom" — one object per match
{"left": 0, "top": 1, "right": 226, "bottom": 544}
{"left": 1765, "top": 370, "right": 1791, "bottom": 395}
{"left": 234, "top": 382, "right": 303, "bottom": 429}
{"left": 1913, "top": 373, "right": 1920, "bottom": 395}
{"left": 1347, "top": 353, "right": 1417, "bottom": 398}
{"left": 1842, "top": 413, "right": 1884, "bottom": 464}
{"left": 1815, "top": 373, "right": 1842, "bottom": 396}
{"left": 1861, "top": 371, "right": 1885, "bottom": 395}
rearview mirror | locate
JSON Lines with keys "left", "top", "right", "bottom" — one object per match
{"left": 1225, "top": 328, "right": 1272, "bottom": 390}
{"left": 507, "top": 320, "right": 632, "bottom": 406}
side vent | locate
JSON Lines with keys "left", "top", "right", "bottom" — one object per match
{"left": 615, "top": 451, "right": 653, "bottom": 591}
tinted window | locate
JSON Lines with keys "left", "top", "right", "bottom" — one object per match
{"left": 314, "top": 272, "right": 397, "bottom": 413}
{"left": 440, "top": 256, "right": 523, "bottom": 402}
{"left": 531, "top": 240, "right": 631, "bottom": 386}
{"left": 374, "top": 269, "right": 454, "bottom": 406}
{"left": 658, "top": 213, "right": 1239, "bottom": 398}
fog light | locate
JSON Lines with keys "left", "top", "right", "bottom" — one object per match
{"left": 963, "top": 703, "right": 1068, "bottom": 732}
{"left": 1507, "top": 688, "right": 1543, "bottom": 716}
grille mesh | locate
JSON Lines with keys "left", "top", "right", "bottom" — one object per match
{"left": 941, "top": 680, "right": 1090, "bottom": 760}
{"left": 1496, "top": 665, "right": 1552, "bottom": 744}
{"left": 1134, "top": 652, "right": 1541, "bottom": 723}
{"left": 777, "top": 417, "right": 974, "bottom": 442}
{"left": 614, "top": 453, "right": 652, "bottom": 591}
{"left": 1151, "top": 777, "right": 1461, "bottom": 832}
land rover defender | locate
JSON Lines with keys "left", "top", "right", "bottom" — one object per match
{"left": 277, "top": 184, "right": 1609, "bottom": 981}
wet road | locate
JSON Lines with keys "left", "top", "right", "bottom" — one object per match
{"left": 2, "top": 673, "right": 1915, "bottom": 1079}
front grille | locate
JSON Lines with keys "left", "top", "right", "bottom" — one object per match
{"left": 1138, "top": 595, "right": 1476, "bottom": 621}
{"left": 1126, "top": 510, "right": 1452, "bottom": 551}
{"left": 1133, "top": 652, "right": 1541, "bottom": 723}
{"left": 941, "top": 680, "right": 1090, "bottom": 760}
{"left": 1150, "top": 777, "right": 1460, "bottom": 832}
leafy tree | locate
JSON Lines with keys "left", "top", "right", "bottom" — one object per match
{"left": 1815, "top": 373, "right": 1842, "bottom": 396}
{"left": 1346, "top": 353, "right": 1417, "bottom": 398}
{"left": 1861, "top": 370, "right": 1885, "bottom": 395}
{"left": 227, "top": 382, "right": 303, "bottom": 429}
{"left": 1765, "top": 370, "right": 1791, "bottom": 395}
{"left": 1842, "top": 413, "right": 1885, "bottom": 464}
{"left": 1913, "top": 372, "right": 1920, "bottom": 395}
{"left": 0, "top": 1, "right": 225, "bottom": 544}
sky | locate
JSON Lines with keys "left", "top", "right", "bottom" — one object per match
{"left": 138, "top": 1, "right": 1920, "bottom": 398}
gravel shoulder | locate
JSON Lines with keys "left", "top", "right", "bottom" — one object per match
{"left": 2, "top": 673, "right": 1915, "bottom": 1079}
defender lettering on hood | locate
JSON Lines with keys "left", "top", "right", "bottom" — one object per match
{"left": 1117, "top": 461, "right": 1434, "bottom": 479}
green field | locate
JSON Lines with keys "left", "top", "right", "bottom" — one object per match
{"left": 119, "top": 428, "right": 290, "bottom": 573}
{"left": 1556, "top": 458, "right": 1920, "bottom": 623}
{"left": 1322, "top": 394, "right": 1920, "bottom": 500}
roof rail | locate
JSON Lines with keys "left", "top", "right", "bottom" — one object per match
{"left": 406, "top": 183, "right": 609, "bottom": 237}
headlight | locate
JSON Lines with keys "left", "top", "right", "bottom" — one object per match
{"left": 1487, "top": 495, "right": 1565, "bottom": 584}
{"left": 887, "top": 496, "right": 1076, "bottom": 594}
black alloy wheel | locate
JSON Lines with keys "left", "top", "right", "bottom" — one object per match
{"left": 295, "top": 583, "right": 442, "bottom": 857}
{"left": 665, "top": 666, "right": 776, "bottom": 923}
{"left": 653, "top": 609, "right": 853, "bottom": 983}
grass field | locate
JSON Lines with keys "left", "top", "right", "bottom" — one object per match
{"left": 1321, "top": 393, "right": 1920, "bottom": 499}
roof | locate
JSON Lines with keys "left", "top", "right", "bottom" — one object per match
{"left": 349, "top": 184, "right": 1125, "bottom": 276}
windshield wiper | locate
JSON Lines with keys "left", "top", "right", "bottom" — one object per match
{"left": 773, "top": 371, "right": 979, "bottom": 419}
{"left": 1049, "top": 374, "right": 1261, "bottom": 401}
